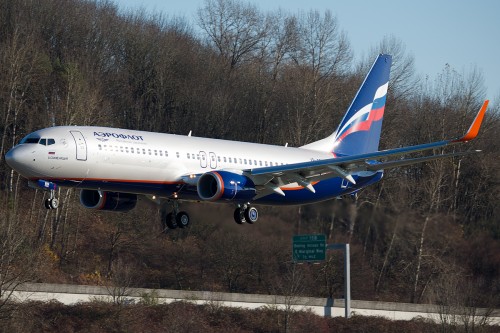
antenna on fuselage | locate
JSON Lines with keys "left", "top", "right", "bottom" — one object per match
{"left": 188, "top": 131, "right": 192, "bottom": 137}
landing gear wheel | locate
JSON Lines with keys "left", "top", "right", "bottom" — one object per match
{"left": 244, "top": 206, "right": 258, "bottom": 224}
{"left": 176, "top": 211, "right": 190, "bottom": 228}
{"left": 165, "top": 212, "right": 178, "bottom": 229}
{"left": 45, "top": 198, "right": 59, "bottom": 209}
{"left": 233, "top": 208, "right": 246, "bottom": 224}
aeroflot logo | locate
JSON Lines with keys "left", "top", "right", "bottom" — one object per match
{"left": 93, "top": 132, "right": 144, "bottom": 141}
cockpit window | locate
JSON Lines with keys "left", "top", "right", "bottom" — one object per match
{"left": 38, "top": 138, "right": 56, "bottom": 146}
{"left": 20, "top": 135, "right": 41, "bottom": 144}
{"left": 20, "top": 135, "right": 56, "bottom": 145}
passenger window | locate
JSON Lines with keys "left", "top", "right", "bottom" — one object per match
{"left": 187, "top": 153, "right": 190, "bottom": 159}
{"left": 223, "top": 157, "right": 227, "bottom": 162}
{"left": 229, "top": 157, "right": 232, "bottom": 163}
{"left": 176, "top": 152, "right": 180, "bottom": 158}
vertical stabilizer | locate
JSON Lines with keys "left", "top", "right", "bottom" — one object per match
{"left": 301, "top": 54, "right": 392, "bottom": 156}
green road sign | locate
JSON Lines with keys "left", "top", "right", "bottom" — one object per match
{"left": 292, "top": 234, "right": 326, "bottom": 262}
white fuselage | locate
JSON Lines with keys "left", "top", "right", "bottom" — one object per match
{"left": 7, "top": 126, "right": 336, "bottom": 198}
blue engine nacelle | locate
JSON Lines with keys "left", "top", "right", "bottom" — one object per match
{"left": 197, "top": 171, "right": 256, "bottom": 202}
{"left": 79, "top": 190, "right": 137, "bottom": 212}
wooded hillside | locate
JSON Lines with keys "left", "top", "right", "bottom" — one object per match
{"left": 0, "top": 0, "right": 499, "bottom": 319}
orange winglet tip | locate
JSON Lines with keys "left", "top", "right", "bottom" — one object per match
{"left": 453, "top": 100, "right": 489, "bottom": 143}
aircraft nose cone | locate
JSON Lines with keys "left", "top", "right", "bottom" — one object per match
{"left": 5, "top": 148, "right": 15, "bottom": 168}
{"left": 5, "top": 147, "right": 28, "bottom": 173}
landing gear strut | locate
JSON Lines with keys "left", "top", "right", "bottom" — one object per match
{"left": 233, "top": 204, "right": 258, "bottom": 225}
{"left": 163, "top": 200, "right": 190, "bottom": 230}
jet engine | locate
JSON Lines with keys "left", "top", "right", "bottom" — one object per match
{"left": 197, "top": 171, "right": 256, "bottom": 202}
{"left": 80, "top": 189, "right": 137, "bottom": 212}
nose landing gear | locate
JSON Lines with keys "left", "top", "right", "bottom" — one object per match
{"left": 44, "top": 197, "right": 59, "bottom": 210}
{"left": 32, "top": 180, "right": 59, "bottom": 209}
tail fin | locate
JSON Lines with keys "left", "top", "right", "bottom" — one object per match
{"left": 301, "top": 54, "right": 392, "bottom": 156}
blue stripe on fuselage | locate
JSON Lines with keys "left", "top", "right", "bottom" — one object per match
{"left": 38, "top": 171, "right": 383, "bottom": 205}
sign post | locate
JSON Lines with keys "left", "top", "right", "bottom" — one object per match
{"left": 292, "top": 235, "right": 351, "bottom": 318}
{"left": 327, "top": 243, "right": 350, "bottom": 318}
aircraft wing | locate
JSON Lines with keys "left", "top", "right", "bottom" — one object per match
{"left": 245, "top": 100, "right": 488, "bottom": 198}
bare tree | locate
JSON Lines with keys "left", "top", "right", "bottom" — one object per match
{"left": 0, "top": 209, "right": 39, "bottom": 319}
{"left": 270, "top": 261, "right": 306, "bottom": 333}
{"left": 284, "top": 10, "right": 352, "bottom": 146}
{"left": 197, "top": 0, "right": 268, "bottom": 69}
{"left": 104, "top": 258, "right": 137, "bottom": 305}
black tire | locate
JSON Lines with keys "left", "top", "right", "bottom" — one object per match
{"left": 176, "top": 211, "right": 190, "bottom": 228}
{"left": 49, "top": 198, "right": 59, "bottom": 209}
{"left": 244, "top": 206, "right": 258, "bottom": 224}
{"left": 45, "top": 198, "right": 58, "bottom": 209}
{"left": 166, "top": 212, "right": 178, "bottom": 229}
{"left": 233, "top": 208, "right": 246, "bottom": 224}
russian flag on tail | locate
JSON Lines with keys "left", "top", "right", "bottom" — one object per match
{"left": 332, "top": 54, "right": 391, "bottom": 156}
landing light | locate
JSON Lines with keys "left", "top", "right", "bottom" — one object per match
{"left": 173, "top": 192, "right": 178, "bottom": 199}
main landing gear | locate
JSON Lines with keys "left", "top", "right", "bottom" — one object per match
{"left": 163, "top": 200, "right": 190, "bottom": 230}
{"left": 233, "top": 204, "right": 259, "bottom": 225}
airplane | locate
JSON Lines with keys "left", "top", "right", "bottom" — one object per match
{"left": 4, "top": 54, "right": 489, "bottom": 229}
